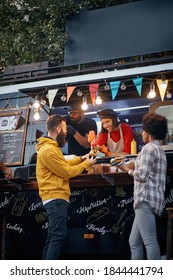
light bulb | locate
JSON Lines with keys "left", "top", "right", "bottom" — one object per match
{"left": 96, "top": 92, "right": 102, "bottom": 105}
{"left": 160, "top": 80, "right": 167, "bottom": 89}
{"left": 147, "top": 83, "right": 156, "bottom": 99}
{"left": 104, "top": 82, "right": 110, "bottom": 90}
{"left": 166, "top": 91, "right": 172, "bottom": 99}
{"left": 160, "top": 75, "right": 168, "bottom": 90}
{"left": 40, "top": 99, "right": 46, "bottom": 106}
{"left": 33, "top": 99, "right": 40, "bottom": 109}
{"left": 77, "top": 89, "right": 83, "bottom": 97}
{"left": 61, "top": 94, "right": 66, "bottom": 101}
{"left": 120, "top": 82, "right": 126, "bottom": 90}
{"left": 147, "top": 90, "right": 156, "bottom": 99}
{"left": 81, "top": 96, "right": 88, "bottom": 110}
{"left": 34, "top": 111, "right": 40, "bottom": 120}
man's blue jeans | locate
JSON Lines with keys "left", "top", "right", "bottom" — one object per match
{"left": 42, "top": 199, "right": 69, "bottom": 260}
{"left": 129, "top": 201, "right": 161, "bottom": 260}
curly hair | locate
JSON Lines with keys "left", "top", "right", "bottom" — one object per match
{"left": 142, "top": 113, "right": 168, "bottom": 140}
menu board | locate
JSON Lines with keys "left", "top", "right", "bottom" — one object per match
{"left": 0, "top": 106, "right": 29, "bottom": 166}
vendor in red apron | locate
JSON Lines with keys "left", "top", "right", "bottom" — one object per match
{"left": 95, "top": 109, "right": 134, "bottom": 156}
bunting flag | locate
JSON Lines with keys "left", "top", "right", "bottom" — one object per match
{"left": 15, "top": 116, "right": 25, "bottom": 130}
{"left": 156, "top": 79, "right": 168, "bottom": 101}
{"left": 67, "top": 86, "right": 76, "bottom": 102}
{"left": 110, "top": 81, "right": 121, "bottom": 100}
{"left": 48, "top": 89, "right": 57, "bottom": 108}
{"left": 89, "top": 84, "right": 99, "bottom": 106}
{"left": 133, "top": 77, "right": 143, "bottom": 96}
{"left": 36, "top": 129, "right": 44, "bottom": 140}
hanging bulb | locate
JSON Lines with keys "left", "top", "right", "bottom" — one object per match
{"left": 96, "top": 95, "right": 102, "bottom": 105}
{"left": 33, "top": 100, "right": 40, "bottom": 109}
{"left": 147, "top": 83, "right": 156, "bottom": 99}
{"left": 61, "top": 94, "right": 66, "bottom": 101}
{"left": 40, "top": 99, "right": 46, "bottom": 106}
{"left": 40, "top": 95, "right": 47, "bottom": 106}
{"left": 34, "top": 112, "right": 40, "bottom": 120}
{"left": 77, "top": 89, "right": 83, "bottom": 97}
{"left": 33, "top": 95, "right": 40, "bottom": 109}
{"left": 95, "top": 91, "right": 102, "bottom": 105}
{"left": 33, "top": 108, "right": 40, "bottom": 120}
{"left": 104, "top": 81, "right": 110, "bottom": 90}
{"left": 166, "top": 90, "right": 172, "bottom": 99}
{"left": 160, "top": 74, "right": 167, "bottom": 90}
{"left": 81, "top": 96, "right": 88, "bottom": 110}
{"left": 120, "top": 82, "right": 126, "bottom": 90}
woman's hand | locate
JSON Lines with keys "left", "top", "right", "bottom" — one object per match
{"left": 118, "top": 161, "right": 134, "bottom": 175}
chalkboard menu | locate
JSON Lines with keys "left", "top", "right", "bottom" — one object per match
{"left": 0, "top": 106, "right": 29, "bottom": 166}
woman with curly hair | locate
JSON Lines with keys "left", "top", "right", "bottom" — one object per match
{"left": 119, "top": 112, "right": 168, "bottom": 259}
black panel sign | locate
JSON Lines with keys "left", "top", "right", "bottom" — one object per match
{"left": 0, "top": 107, "right": 29, "bottom": 166}
{"left": 65, "top": 0, "right": 173, "bottom": 65}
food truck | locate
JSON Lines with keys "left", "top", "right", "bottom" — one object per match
{"left": 0, "top": 0, "right": 173, "bottom": 260}
{"left": 0, "top": 61, "right": 173, "bottom": 260}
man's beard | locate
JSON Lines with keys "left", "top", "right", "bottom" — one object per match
{"left": 70, "top": 115, "right": 82, "bottom": 123}
{"left": 56, "top": 132, "right": 66, "bottom": 147}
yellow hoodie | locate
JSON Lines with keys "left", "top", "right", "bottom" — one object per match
{"left": 36, "top": 137, "right": 90, "bottom": 202}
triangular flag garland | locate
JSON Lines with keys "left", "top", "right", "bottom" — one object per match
{"left": 67, "top": 86, "right": 76, "bottom": 102}
{"left": 156, "top": 79, "right": 168, "bottom": 101}
{"left": 110, "top": 81, "right": 121, "bottom": 100}
{"left": 133, "top": 77, "right": 143, "bottom": 96}
{"left": 89, "top": 83, "right": 99, "bottom": 106}
{"left": 45, "top": 77, "right": 168, "bottom": 105}
{"left": 48, "top": 89, "right": 57, "bottom": 108}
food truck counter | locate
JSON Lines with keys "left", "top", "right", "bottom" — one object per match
{"left": 0, "top": 155, "right": 173, "bottom": 260}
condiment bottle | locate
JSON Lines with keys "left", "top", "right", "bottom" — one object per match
{"left": 131, "top": 139, "right": 137, "bottom": 154}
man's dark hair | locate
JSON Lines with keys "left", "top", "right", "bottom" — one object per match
{"left": 46, "top": 114, "right": 66, "bottom": 132}
{"left": 142, "top": 113, "right": 168, "bottom": 140}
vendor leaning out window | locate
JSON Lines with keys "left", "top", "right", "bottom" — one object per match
{"left": 89, "top": 109, "right": 134, "bottom": 157}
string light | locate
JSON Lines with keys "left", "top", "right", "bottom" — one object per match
{"left": 33, "top": 95, "right": 40, "bottom": 109}
{"left": 120, "top": 82, "right": 126, "bottom": 90}
{"left": 160, "top": 74, "right": 167, "bottom": 90}
{"left": 104, "top": 81, "right": 110, "bottom": 90}
{"left": 77, "top": 89, "right": 83, "bottom": 97}
{"left": 40, "top": 95, "right": 47, "bottom": 106}
{"left": 166, "top": 90, "right": 172, "bottom": 99}
{"left": 95, "top": 91, "right": 102, "bottom": 105}
{"left": 147, "top": 83, "right": 156, "bottom": 99}
{"left": 61, "top": 94, "right": 66, "bottom": 101}
{"left": 33, "top": 108, "right": 40, "bottom": 120}
{"left": 81, "top": 96, "right": 88, "bottom": 110}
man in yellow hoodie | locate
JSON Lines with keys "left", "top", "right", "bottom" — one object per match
{"left": 36, "top": 114, "right": 96, "bottom": 260}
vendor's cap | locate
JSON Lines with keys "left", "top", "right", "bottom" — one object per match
{"left": 64, "top": 104, "right": 83, "bottom": 112}
{"left": 97, "top": 109, "right": 119, "bottom": 119}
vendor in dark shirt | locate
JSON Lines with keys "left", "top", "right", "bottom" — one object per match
{"left": 65, "top": 105, "right": 97, "bottom": 156}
